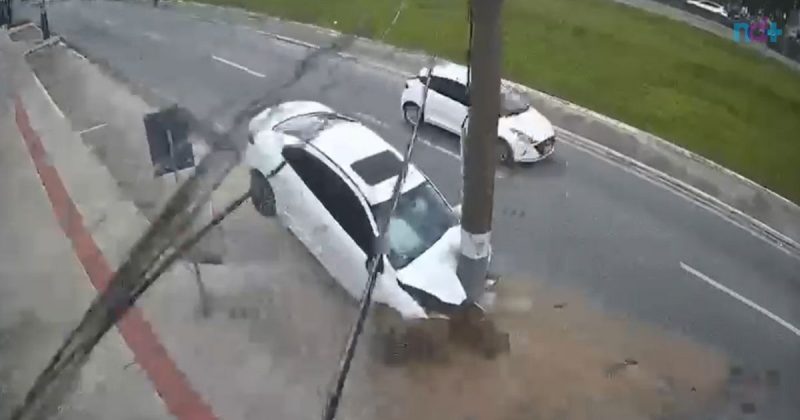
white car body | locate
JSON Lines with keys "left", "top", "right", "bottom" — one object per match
{"left": 686, "top": 0, "right": 728, "bottom": 18}
{"left": 246, "top": 101, "right": 478, "bottom": 320}
{"left": 400, "top": 63, "right": 556, "bottom": 162}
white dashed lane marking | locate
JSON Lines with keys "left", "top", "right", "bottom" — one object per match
{"left": 680, "top": 262, "right": 800, "bottom": 338}
{"left": 211, "top": 55, "right": 266, "bottom": 78}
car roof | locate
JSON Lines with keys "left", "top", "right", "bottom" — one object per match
{"left": 422, "top": 62, "right": 470, "bottom": 85}
{"left": 310, "top": 122, "right": 427, "bottom": 205}
{"left": 423, "top": 62, "right": 517, "bottom": 90}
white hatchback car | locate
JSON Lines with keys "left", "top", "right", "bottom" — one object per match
{"left": 246, "top": 101, "right": 485, "bottom": 320}
{"left": 401, "top": 63, "right": 556, "bottom": 164}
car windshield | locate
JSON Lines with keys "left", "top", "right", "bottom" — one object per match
{"left": 273, "top": 112, "right": 353, "bottom": 142}
{"left": 500, "top": 85, "right": 530, "bottom": 116}
{"left": 371, "top": 181, "right": 458, "bottom": 269}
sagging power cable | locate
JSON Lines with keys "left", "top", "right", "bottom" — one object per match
{"left": 321, "top": 62, "right": 435, "bottom": 420}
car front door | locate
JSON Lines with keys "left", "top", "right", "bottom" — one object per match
{"left": 280, "top": 145, "right": 378, "bottom": 299}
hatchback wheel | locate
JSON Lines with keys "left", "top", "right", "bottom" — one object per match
{"left": 250, "top": 171, "right": 276, "bottom": 217}
{"left": 496, "top": 138, "right": 513, "bottom": 166}
{"left": 403, "top": 103, "right": 423, "bottom": 126}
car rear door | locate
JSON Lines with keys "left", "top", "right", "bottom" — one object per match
{"left": 426, "top": 76, "right": 470, "bottom": 134}
{"left": 280, "top": 145, "right": 377, "bottom": 299}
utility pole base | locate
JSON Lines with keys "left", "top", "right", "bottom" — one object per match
{"left": 456, "top": 253, "right": 490, "bottom": 302}
{"left": 372, "top": 304, "right": 510, "bottom": 366}
{"left": 450, "top": 302, "right": 510, "bottom": 359}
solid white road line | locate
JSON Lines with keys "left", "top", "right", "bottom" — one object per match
{"left": 79, "top": 123, "right": 108, "bottom": 135}
{"left": 32, "top": 73, "right": 65, "bottom": 120}
{"left": 558, "top": 128, "right": 799, "bottom": 260}
{"left": 255, "top": 30, "right": 318, "bottom": 49}
{"left": 680, "top": 262, "right": 800, "bottom": 338}
{"left": 211, "top": 55, "right": 266, "bottom": 78}
{"left": 8, "top": 22, "right": 35, "bottom": 35}
{"left": 69, "top": 48, "right": 89, "bottom": 61}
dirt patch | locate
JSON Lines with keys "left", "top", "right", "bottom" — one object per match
{"left": 346, "top": 277, "right": 729, "bottom": 420}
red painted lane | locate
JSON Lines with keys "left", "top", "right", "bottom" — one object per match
{"left": 14, "top": 96, "right": 218, "bottom": 420}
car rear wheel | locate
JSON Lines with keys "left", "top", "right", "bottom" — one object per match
{"left": 496, "top": 138, "right": 513, "bottom": 166}
{"left": 403, "top": 103, "right": 423, "bottom": 126}
{"left": 250, "top": 171, "right": 276, "bottom": 217}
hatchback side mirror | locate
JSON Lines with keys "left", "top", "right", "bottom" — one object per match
{"left": 453, "top": 204, "right": 463, "bottom": 219}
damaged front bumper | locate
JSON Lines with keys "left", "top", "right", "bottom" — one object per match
{"left": 517, "top": 135, "right": 556, "bottom": 162}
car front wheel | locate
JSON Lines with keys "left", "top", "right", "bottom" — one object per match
{"left": 250, "top": 171, "right": 276, "bottom": 217}
{"left": 403, "top": 103, "right": 423, "bottom": 126}
{"left": 496, "top": 138, "right": 514, "bottom": 166}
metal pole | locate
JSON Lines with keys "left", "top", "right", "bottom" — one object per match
{"left": 39, "top": 0, "right": 49, "bottom": 39}
{"left": 2, "top": 0, "right": 12, "bottom": 28}
{"left": 168, "top": 130, "right": 208, "bottom": 315}
{"left": 456, "top": 0, "right": 503, "bottom": 303}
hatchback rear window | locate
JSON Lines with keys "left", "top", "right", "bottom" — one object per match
{"left": 350, "top": 150, "right": 403, "bottom": 186}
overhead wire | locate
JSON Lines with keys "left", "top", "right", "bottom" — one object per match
{"left": 321, "top": 62, "right": 435, "bottom": 420}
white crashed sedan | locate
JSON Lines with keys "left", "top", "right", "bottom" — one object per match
{"left": 401, "top": 62, "right": 556, "bottom": 164}
{"left": 245, "top": 101, "right": 490, "bottom": 321}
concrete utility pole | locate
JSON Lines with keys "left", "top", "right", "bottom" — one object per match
{"left": 456, "top": 0, "right": 503, "bottom": 303}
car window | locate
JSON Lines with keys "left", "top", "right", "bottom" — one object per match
{"left": 428, "top": 76, "right": 449, "bottom": 97}
{"left": 371, "top": 181, "right": 458, "bottom": 269}
{"left": 446, "top": 80, "right": 470, "bottom": 106}
{"left": 282, "top": 146, "right": 375, "bottom": 253}
{"left": 431, "top": 77, "right": 470, "bottom": 106}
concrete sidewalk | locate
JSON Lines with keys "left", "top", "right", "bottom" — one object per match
{"left": 0, "top": 32, "right": 171, "bottom": 420}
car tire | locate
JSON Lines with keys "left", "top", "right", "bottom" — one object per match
{"left": 250, "top": 170, "right": 276, "bottom": 217}
{"left": 402, "top": 102, "right": 423, "bottom": 127}
{"left": 496, "top": 138, "right": 514, "bottom": 166}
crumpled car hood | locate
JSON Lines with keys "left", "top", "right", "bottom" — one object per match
{"left": 396, "top": 226, "right": 467, "bottom": 305}
{"left": 500, "top": 107, "right": 555, "bottom": 142}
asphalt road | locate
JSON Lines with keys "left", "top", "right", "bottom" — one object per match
{"left": 16, "top": 1, "right": 800, "bottom": 417}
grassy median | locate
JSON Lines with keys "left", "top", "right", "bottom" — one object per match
{"left": 200, "top": 0, "right": 800, "bottom": 202}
